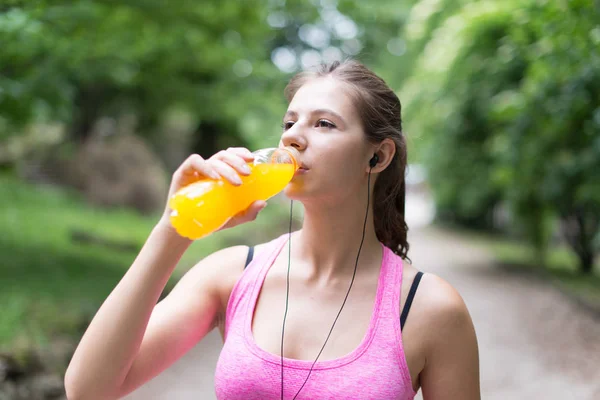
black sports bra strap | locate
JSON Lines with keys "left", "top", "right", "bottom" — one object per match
{"left": 244, "top": 246, "right": 254, "bottom": 269}
{"left": 400, "top": 271, "right": 424, "bottom": 331}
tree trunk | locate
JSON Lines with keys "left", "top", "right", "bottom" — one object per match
{"left": 578, "top": 250, "right": 594, "bottom": 274}
{"left": 575, "top": 210, "right": 596, "bottom": 274}
{"left": 69, "top": 84, "right": 118, "bottom": 143}
{"left": 69, "top": 87, "right": 101, "bottom": 143}
{"left": 561, "top": 209, "right": 598, "bottom": 275}
{"left": 190, "top": 118, "right": 245, "bottom": 158}
{"left": 191, "top": 120, "right": 221, "bottom": 158}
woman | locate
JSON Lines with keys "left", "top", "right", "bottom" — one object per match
{"left": 65, "top": 60, "right": 480, "bottom": 399}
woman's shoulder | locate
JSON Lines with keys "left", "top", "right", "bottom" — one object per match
{"left": 204, "top": 233, "right": 285, "bottom": 279}
{"left": 401, "top": 264, "right": 480, "bottom": 394}
{"left": 402, "top": 263, "right": 476, "bottom": 349}
{"left": 210, "top": 235, "right": 286, "bottom": 309}
{"left": 418, "top": 273, "right": 470, "bottom": 324}
{"left": 180, "top": 244, "right": 250, "bottom": 306}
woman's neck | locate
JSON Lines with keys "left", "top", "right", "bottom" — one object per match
{"left": 291, "top": 195, "right": 382, "bottom": 282}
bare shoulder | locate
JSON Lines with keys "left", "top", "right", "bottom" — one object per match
{"left": 213, "top": 241, "right": 270, "bottom": 310}
{"left": 419, "top": 273, "right": 471, "bottom": 326}
{"left": 405, "top": 269, "right": 480, "bottom": 397}
{"left": 401, "top": 266, "right": 480, "bottom": 397}
{"left": 402, "top": 265, "right": 476, "bottom": 349}
{"left": 179, "top": 240, "right": 273, "bottom": 316}
{"left": 175, "top": 244, "right": 250, "bottom": 311}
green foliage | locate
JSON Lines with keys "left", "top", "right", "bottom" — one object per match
{"left": 0, "top": 173, "right": 156, "bottom": 347}
{"left": 404, "top": 1, "right": 522, "bottom": 228}
{"left": 0, "top": 0, "right": 282, "bottom": 145}
{"left": 387, "top": 0, "right": 472, "bottom": 89}
{"left": 0, "top": 173, "right": 300, "bottom": 348}
{"left": 0, "top": 0, "right": 419, "bottom": 158}
{"left": 402, "top": 0, "right": 600, "bottom": 272}
{"left": 501, "top": 0, "right": 600, "bottom": 272}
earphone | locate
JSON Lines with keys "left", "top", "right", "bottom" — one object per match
{"left": 280, "top": 154, "right": 377, "bottom": 399}
{"left": 369, "top": 153, "right": 379, "bottom": 168}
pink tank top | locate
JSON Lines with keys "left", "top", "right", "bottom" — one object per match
{"left": 214, "top": 234, "right": 417, "bottom": 400}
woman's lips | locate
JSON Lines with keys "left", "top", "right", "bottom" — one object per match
{"left": 295, "top": 167, "right": 309, "bottom": 176}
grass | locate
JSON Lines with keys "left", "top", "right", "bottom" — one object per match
{"left": 445, "top": 224, "right": 600, "bottom": 309}
{"left": 0, "top": 174, "right": 300, "bottom": 350}
{"left": 486, "top": 237, "right": 600, "bottom": 308}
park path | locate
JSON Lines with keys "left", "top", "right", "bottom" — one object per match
{"left": 125, "top": 191, "right": 600, "bottom": 400}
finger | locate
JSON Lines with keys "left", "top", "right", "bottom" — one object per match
{"left": 214, "top": 150, "right": 252, "bottom": 176}
{"left": 177, "top": 154, "right": 219, "bottom": 180}
{"left": 209, "top": 159, "right": 243, "bottom": 185}
{"left": 226, "top": 147, "right": 255, "bottom": 162}
{"left": 233, "top": 201, "right": 267, "bottom": 223}
{"left": 188, "top": 154, "right": 221, "bottom": 179}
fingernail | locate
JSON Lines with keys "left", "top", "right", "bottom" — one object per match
{"left": 233, "top": 176, "right": 242, "bottom": 185}
{"left": 210, "top": 171, "right": 220, "bottom": 180}
{"left": 242, "top": 164, "right": 251, "bottom": 174}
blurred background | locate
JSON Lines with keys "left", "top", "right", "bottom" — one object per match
{"left": 1, "top": 0, "right": 599, "bottom": 399}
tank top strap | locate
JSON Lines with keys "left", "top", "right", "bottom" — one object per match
{"left": 375, "top": 245, "right": 404, "bottom": 321}
{"left": 371, "top": 246, "right": 413, "bottom": 384}
{"left": 246, "top": 233, "right": 289, "bottom": 299}
{"left": 224, "top": 234, "right": 289, "bottom": 338}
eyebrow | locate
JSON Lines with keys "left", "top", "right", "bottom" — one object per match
{"left": 283, "top": 109, "right": 347, "bottom": 128}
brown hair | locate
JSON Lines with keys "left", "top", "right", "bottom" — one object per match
{"left": 284, "top": 60, "right": 410, "bottom": 260}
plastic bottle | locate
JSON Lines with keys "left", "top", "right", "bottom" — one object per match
{"left": 168, "top": 147, "right": 300, "bottom": 240}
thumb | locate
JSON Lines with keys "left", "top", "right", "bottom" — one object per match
{"left": 247, "top": 200, "right": 267, "bottom": 218}
{"left": 235, "top": 200, "right": 267, "bottom": 223}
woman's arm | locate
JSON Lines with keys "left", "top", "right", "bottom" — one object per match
{"left": 64, "top": 223, "right": 248, "bottom": 400}
{"left": 64, "top": 222, "right": 192, "bottom": 399}
{"left": 64, "top": 148, "right": 264, "bottom": 400}
{"left": 117, "top": 240, "right": 249, "bottom": 398}
{"left": 419, "top": 276, "right": 481, "bottom": 399}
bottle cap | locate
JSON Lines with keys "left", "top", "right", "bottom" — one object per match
{"left": 273, "top": 146, "right": 300, "bottom": 171}
{"left": 252, "top": 147, "right": 300, "bottom": 171}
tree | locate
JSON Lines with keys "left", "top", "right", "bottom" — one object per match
{"left": 499, "top": 0, "right": 600, "bottom": 273}
{"left": 402, "top": 1, "right": 524, "bottom": 230}
{"left": 0, "top": 0, "right": 281, "bottom": 153}
{"left": 401, "top": 0, "right": 599, "bottom": 272}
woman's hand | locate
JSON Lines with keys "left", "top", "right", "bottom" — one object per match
{"left": 159, "top": 147, "right": 267, "bottom": 234}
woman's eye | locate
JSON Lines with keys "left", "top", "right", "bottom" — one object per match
{"left": 282, "top": 121, "right": 295, "bottom": 131}
{"left": 317, "top": 119, "right": 335, "bottom": 129}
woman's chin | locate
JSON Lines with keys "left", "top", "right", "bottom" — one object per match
{"left": 283, "top": 182, "right": 308, "bottom": 200}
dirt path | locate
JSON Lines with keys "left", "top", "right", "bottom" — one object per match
{"left": 410, "top": 227, "right": 600, "bottom": 400}
{"left": 125, "top": 224, "right": 600, "bottom": 400}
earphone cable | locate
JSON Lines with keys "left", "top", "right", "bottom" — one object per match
{"left": 281, "top": 167, "right": 373, "bottom": 399}
{"left": 281, "top": 199, "right": 294, "bottom": 399}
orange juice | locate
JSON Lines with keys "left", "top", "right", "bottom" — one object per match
{"left": 169, "top": 154, "right": 297, "bottom": 240}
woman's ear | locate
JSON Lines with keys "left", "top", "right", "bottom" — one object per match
{"left": 368, "top": 138, "right": 396, "bottom": 173}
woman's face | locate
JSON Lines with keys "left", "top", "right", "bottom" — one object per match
{"left": 279, "top": 77, "right": 372, "bottom": 204}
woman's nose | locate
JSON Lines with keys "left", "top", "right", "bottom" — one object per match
{"left": 280, "top": 124, "right": 307, "bottom": 151}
